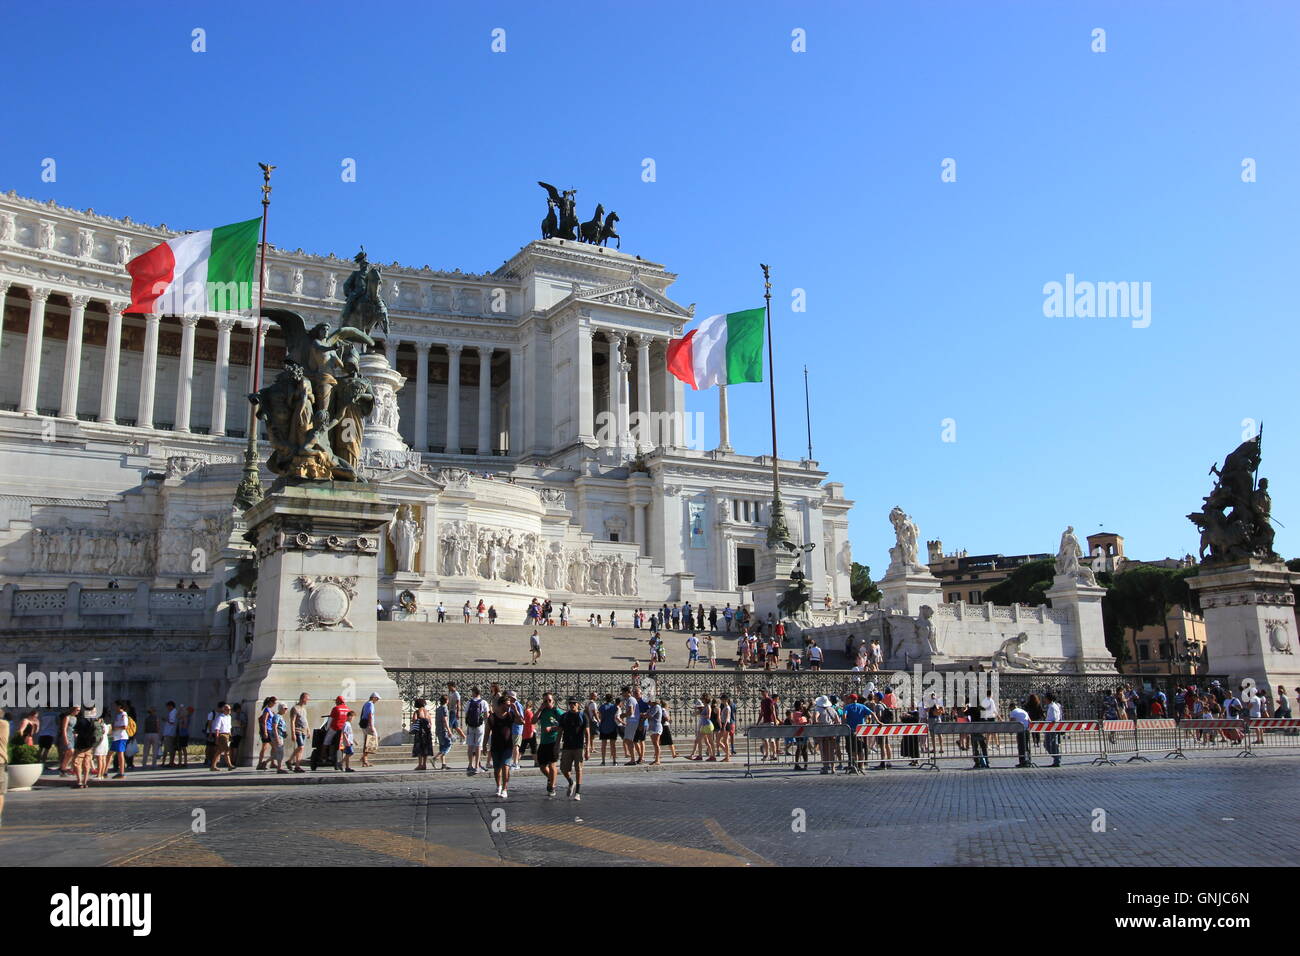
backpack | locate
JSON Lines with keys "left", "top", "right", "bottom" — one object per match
{"left": 126, "top": 716, "right": 137, "bottom": 738}
{"left": 466, "top": 698, "right": 486, "bottom": 727}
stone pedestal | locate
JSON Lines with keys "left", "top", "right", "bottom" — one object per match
{"left": 750, "top": 547, "right": 799, "bottom": 632}
{"left": 1186, "top": 560, "right": 1300, "bottom": 693}
{"left": 879, "top": 564, "right": 943, "bottom": 617}
{"left": 359, "top": 352, "right": 419, "bottom": 470}
{"left": 225, "top": 481, "right": 404, "bottom": 759}
{"left": 1044, "top": 573, "right": 1114, "bottom": 670}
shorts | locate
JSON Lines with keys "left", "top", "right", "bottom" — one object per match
{"left": 294, "top": 732, "right": 307, "bottom": 747}
{"left": 110, "top": 739, "right": 129, "bottom": 754}
{"left": 491, "top": 747, "right": 512, "bottom": 770}
{"left": 599, "top": 729, "right": 619, "bottom": 741}
{"left": 73, "top": 750, "right": 94, "bottom": 773}
{"left": 449, "top": 716, "right": 460, "bottom": 729}
{"left": 437, "top": 732, "right": 452, "bottom": 755}
{"left": 631, "top": 722, "right": 646, "bottom": 743}
{"left": 511, "top": 731, "right": 523, "bottom": 750}
{"left": 560, "top": 748, "right": 584, "bottom": 774}
{"left": 465, "top": 726, "right": 484, "bottom": 750}
{"left": 38, "top": 735, "right": 53, "bottom": 748}
{"left": 536, "top": 742, "right": 558, "bottom": 766}
{"left": 177, "top": 736, "right": 189, "bottom": 748}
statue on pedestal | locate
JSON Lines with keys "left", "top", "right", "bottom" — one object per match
{"left": 1055, "top": 525, "right": 1097, "bottom": 585}
{"left": 1187, "top": 433, "right": 1281, "bottom": 563}
{"left": 387, "top": 505, "right": 421, "bottom": 574}
{"left": 250, "top": 309, "right": 375, "bottom": 483}
{"left": 887, "top": 506, "right": 924, "bottom": 573}
{"left": 338, "top": 248, "right": 389, "bottom": 342}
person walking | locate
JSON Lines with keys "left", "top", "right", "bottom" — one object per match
{"left": 597, "top": 693, "right": 621, "bottom": 765}
{"left": 686, "top": 633, "right": 699, "bottom": 668}
{"left": 488, "top": 698, "right": 515, "bottom": 798}
{"left": 558, "top": 697, "right": 588, "bottom": 799}
{"left": 58, "top": 706, "right": 78, "bottom": 777}
{"left": 269, "top": 703, "right": 290, "bottom": 773}
{"left": 108, "top": 701, "right": 131, "bottom": 779}
{"left": 208, "top": 703, "right": 235, "bottom": 771}
{"left": 645, "top": 696, "right": 665, "bottom": 765}
{"left": 411, "top": 698, "right": 434, "bottom": 771}
{"left": 338, "top": 710, "right": 357, "bottom": 772}
{"left": 464, "top": 687, "right": 488, "bottom": 775}
{"left": 1010, "top": 700, "right": 1031, "bottom": 768}
{"left": 433, "top": 695, "right": 453, "bottom": 769}
{"left": 534, "top": 693, "right": 564, "bottom": 798}
{"left": 256, "top": 697, "right": 277, "bottom": 770}
{"left": 359, "top": 693, "right": 381, "bottom": 768}
{"left": 529, "top": 629, "right": 541, "bottom": 665}
{"left": 287, "top": 694, "right": 310, "bottom": 773}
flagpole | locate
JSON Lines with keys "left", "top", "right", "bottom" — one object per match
{"left": 233, "top": 162, "right": 274, "bottom": 512}
{"left": 761, "top": 263, "right": 790, "bottom": 548}
{"left": 803, "top": 364, "right": 813, "bottom": 463}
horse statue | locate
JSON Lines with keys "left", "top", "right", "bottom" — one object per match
{"left": 579, "top": 204, "right": 605, "bottom": 244}
{"left": 599, "top": 211, "right": 621, "bottom": 249}
{"left": 538, "top": 181, "right": 578, "bottom": 240}
{"left": 338, "top": 248, "right": 389, "bottom": 341}
{"left": 541, "top": 198, "right": 559, "bottom": 239}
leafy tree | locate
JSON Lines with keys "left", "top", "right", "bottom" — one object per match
{"left": 1104, "top": 565, "right": 1181, "bottom": 669}
{"left": 982, "top": 558, "right": 1056, "bottom": 606}
{"left": 850, "top": 562, "right": 882, "bottom": 604}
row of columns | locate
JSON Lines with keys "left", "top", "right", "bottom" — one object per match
{"left": 2, "top": 279, "right": 264, "bottom": 433}
{"left": 581, "top": 328, "right": 668, "bottom": 450}
{"left": 385, "top": 339, "right": 519, "bottom": 456}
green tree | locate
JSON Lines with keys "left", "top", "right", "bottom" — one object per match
{"left": 1104, "top": 565, "right": 1180, "bottom": 669}
{"left": 850, "top": 562, "right": 882, "bottom": 604}
{"left": 982, "top": 558, "right": 1056, "bottom": 606}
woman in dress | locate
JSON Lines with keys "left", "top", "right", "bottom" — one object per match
{"left": 714, "top": 695, "right": 732, "bottom": 763}
{"left": 411, "top": 698, "right": 434, "bottom": 770}
{"left": 92, "top": 709, "right": 111, "bottom": 779}
{"left": 658, "top": 701, "right": 678, "bottom": 759}
{"left": 690, "top": 698, "right": 715, "bottom": 761}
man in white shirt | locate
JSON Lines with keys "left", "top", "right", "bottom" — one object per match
{"left": 1009, "top": 702, "right": 1031, "bottom": 768}
{"left": 808, "top": 643, "right": 824, "bottom": 670}
{"left": 1044, "top": 693, "right": 1063, "bottom": 767}
{"left": 686, "top": 634, "right": 699, "bottom": 668}
{"left": 436, "top": 601, "right": 446, "bottom": 623}
{"left": 162, "top": 701, "right": 179, "bottom": 767}
{"left": 110, "top": 702, "right": 131, "bottom": 779}
{"left": 209, "top": 703, "right": 235, "bottom": 771}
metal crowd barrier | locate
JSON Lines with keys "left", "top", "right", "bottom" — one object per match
{"left": 742, "top": 723, "right": 850, "bottom": 777}
{"left": 1177, "top": 718, "right": 1252, "bottom": 756}
{"left": 1245, "top": 717, "right": 1300, "bottom": 752}
{"left": 851, "top": 723, "right": 930, "bottom": 772}
{"left": 1025, "top": 720, "right": 1102, "bottom": 766}
{"left": 1098, "top": 718, "right": 1181, "bottom": 762}
{"left": 924, "top": 721, "right": 1030, "bottom": 769}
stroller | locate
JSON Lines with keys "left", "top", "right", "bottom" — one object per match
{"left": 308, "top": 716, "right": 339, "bottom": 771}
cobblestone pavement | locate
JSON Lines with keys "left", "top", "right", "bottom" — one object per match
{"left": 1, "top": 755, "right": 1295, "bottom": 867}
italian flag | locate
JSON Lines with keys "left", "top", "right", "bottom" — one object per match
{"left": 126, "top": 217, "right": 260, "bottom": 315}
{"left": 666, "top": 308, "right": 765, "bottom": 390}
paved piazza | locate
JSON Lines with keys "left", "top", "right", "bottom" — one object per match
{"left": 2, "top": 755, "right": 1294, "bottom": 868}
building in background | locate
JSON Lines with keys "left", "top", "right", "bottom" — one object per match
{"left": 926, "top": 539, "right": 1050, "bottom": 605}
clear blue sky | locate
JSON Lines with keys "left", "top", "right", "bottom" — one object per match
{"left": 4, "top": 0, "right": 1297, "bottom": 572}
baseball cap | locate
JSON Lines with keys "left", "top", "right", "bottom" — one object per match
{"left": 369, "top": 693, "right": 381, "bottom": 700}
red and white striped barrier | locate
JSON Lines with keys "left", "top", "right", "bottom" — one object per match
{"left": 1244, "top": 718, "right": 1300, "bottom": 730}
{"left": 1027, "top": 720, "right": 1098, "bottom": 733}
{"left": 1178, "top": 719, "right": 1247, "bottom": 731}
{"left": 854, "top": 723, "right": 929, "bottom": 737}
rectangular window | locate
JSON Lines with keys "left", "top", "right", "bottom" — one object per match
{"left": 737, "top": 547, "right": 756, "bottom": 587}
{"left": 1138, "top": 643, "right": 1150, "bottom": 661}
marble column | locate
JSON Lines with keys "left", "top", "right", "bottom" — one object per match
{"left": 210, "top": 317, "right": 234, "bottom": 436}
{"left": 18, "top": 286, "right": 51, "bottom": 415}
{"left": 0, "top": 280, "right": 10, "bottom": 371}
{"left": 385, "top": 337, "right": 399, "bottom": 367}
{"left": 661, "top": 347, "right": 682, "bottom": 448}
{"left": 174, "top": 315, "right": 198, "bottom": 432}
{"left": 136, "top": 314, "right": 161, "bottom": 428}
{"left": 477, "top": 346, "right": 493, "bottom": 456}
{"left": 718, "top": 384, "right": 733, "bottom": 452}
{"left": 634, "top": 334, "right": 652, "bottom": 451}
{"left": 509, "top": 345, "right": 524, "bottom": 456}
{"left": 99, "top": 301, "right": 125, "bottom": 424}
{"left": 604, "top": 331, "right": 619, "bottom": 447}
{"left": 634, "top": 503, "right": 647, "bottom": 556}
{"left": 414, "top": 341, "right": 430, "bottom": 452}
{"left": 577, "top": 325, "right": 595, "bottom": 444}
{"left": 59, "top": 294, "right": 90, "bottom": 418}
{"left": 616, "top": 336, "right": 632, "bottom": 454}
{"left": 445, "top": 344, "right": 463, "bottom": 454}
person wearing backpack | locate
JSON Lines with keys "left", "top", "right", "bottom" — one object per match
{"left": 464, "top": 688, "right": 488, "bottom": 776}
{"left": 70, "top": 705, "right": 97, "bottom": 789}
{"left": 108, "top": 701, "right": 131, "bottom": 779}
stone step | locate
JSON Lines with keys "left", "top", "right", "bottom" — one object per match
{"left": 379, "top": 620, "right": 851, "bottom": 670}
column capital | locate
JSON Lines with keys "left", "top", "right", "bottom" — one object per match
{"left": 214, "top": 316, "right": 238, "bottom": 332}
{"left": 0, "top": 279, "right": 12, "bottom": 296}
{"left": 417, "top": 340, "right": 434, "bottom": 353}
{"left": 29, "top": 286, "right": 52, "bottom": 303}
{"left": 69, "top": 293, "right": 91, "bottom": 310}
{"left": 178, "top": 314, "right": 200, "bottom": 329}
{"left": 107, "top": 300, "right": 127, "bottom": 315}
{"left": 143, "top": 312, "right": 162, "bottom": 326}
{"left": 478, "top": 345, "right": 494, "bottom": 360}
{"left": 631, "top": 332, "right": 652, "bottom": 349}
{"left": 446, "top": 342, "right": 464, "bottom": 355}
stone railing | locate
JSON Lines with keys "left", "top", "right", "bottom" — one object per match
{"left": 0, "top": 583, "right": 214, "bottom": 630}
